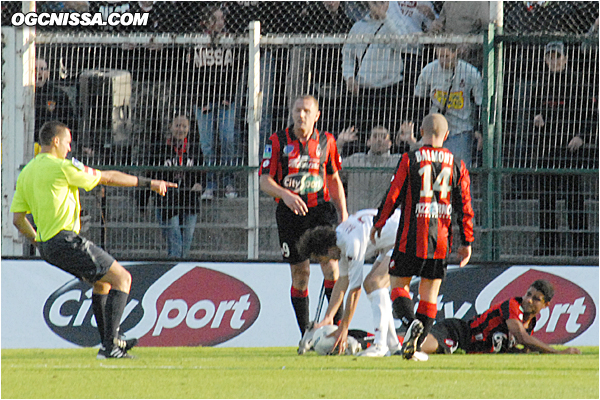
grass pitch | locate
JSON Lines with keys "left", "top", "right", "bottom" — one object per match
{"left": 2, "top": 346, "right": 598, "bottom": 399}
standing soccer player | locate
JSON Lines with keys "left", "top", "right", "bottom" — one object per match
{"left": 371, "top": 113, "right": 474, "bottom": 361}
{"left": 10, "top": 121, "right": 177, "bottom": 359}
{"left": 260, "top": 95, "right": 348, "bottom": 344}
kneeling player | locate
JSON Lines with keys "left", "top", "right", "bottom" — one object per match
{"left": 297, "top": 209, "right": 401, "bottom": 357}
{"left": 416, "top": 280, "right": 581, "bottom": 355}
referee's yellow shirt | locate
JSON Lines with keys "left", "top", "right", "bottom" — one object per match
{"left": 10, "top": 154, "right": 101, "bottom": 242}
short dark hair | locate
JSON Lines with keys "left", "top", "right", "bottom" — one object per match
{"left": 39, "top": 121, "right": 69, "bottom": 145}
{"left": 296, "top": 225, "right": 338, "bottom": 261}
{"left": 530, "top": 279, "right": 555, "bottom": 303}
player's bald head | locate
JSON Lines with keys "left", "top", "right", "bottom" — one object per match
{"left": 421, "top": 114, "right": 449, "bottom": 139}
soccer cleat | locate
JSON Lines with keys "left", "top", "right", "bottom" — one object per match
{"left": 410, "top": 351, "right": 429, "bottom": 362}
{"left": 298, "top": 322, "right": 316, "bottom": 355}
{"left": 400, "top": 319, "right": 424, "bottom": 360}
{"left": 357, "top": 344, "right": 390, "bottom": 357}
{"left": 97, "top": 345, "right": 134, "bottom": 359}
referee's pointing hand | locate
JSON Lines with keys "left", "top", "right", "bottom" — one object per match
{"left": 151, "top": 180, "right": 178, "bottom": 196}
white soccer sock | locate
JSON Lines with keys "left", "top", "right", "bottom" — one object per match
{"left": 367, "top": 288, "right": 390, "bottom": 348}
{"left": 383, "top": 293, "right": 400, "bottom": 349}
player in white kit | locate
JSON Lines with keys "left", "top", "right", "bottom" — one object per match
{"left": 296, "top": 209, "right": 402, "bottom": 357}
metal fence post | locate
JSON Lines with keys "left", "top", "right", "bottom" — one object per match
{"left": 247, "top": 21, "right": 261, "bottom": 259}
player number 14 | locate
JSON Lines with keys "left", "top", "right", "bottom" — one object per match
{"left": 419, "top": 165, "right": 451, "bottom": 199}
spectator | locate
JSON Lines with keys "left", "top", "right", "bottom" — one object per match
{"left": 417, "top": 280, "right": 581, "bottom": 355}
{"left": 154, "top": 113, "right": 204, "bottom": 259}
{"left": 410, "top": 45, "right": 483, "bottom": 168}
{"left": 429, "top": 1, "right": 489, "bottom": 70}
{"left": 259, "top": 95, "right": 348, "bottom": 340}
{"left": 387, "top": 1, "right": 436, "bottom": 78}
{"left": 34, "top": 58, "right": 79, "bottom": 155}
{"left": 342, "top": 1, "right": 406, "bottom": 153}
{"left": 339, "top": 126, "right": 401, "bottom": 214}
{"left": 524, "top": 42, "right": 597, "bottom": 256}
{"left": 193, "top": 4, "right": 244, "bottom": 200}
{"left": 371, "top": 114, "right": 475, "bottom": 361}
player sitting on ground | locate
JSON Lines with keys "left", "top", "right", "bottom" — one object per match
{"left": 415, "top": 279, "right": 581, "bottom": 355}
{"left": 297, "top": 209, "right": 403, "bottom": 357}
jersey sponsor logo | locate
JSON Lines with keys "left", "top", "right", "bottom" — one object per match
{"left": 415, "top": 149, "right": 454, "bottom": 164}
{"left": 43, "top": 264, "right": 261, "bottom": 347}
{"left": 263, "top": 144, "right": 272, "bottom": 159}
{"left": 415, "top": 201, "right": 452, "bottom": 219}
{"left": 282, "top": 173, "right": 324, "bottom": 194}
{"left": 288, "top": 155, "right": 320, "bottom": 170}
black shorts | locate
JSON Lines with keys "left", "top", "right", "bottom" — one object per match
{"left": 389, "top": 251, "right": 447, "bottom": 280}
{"left": 429, "top": 318, "right": 472, "bottom": 354}
{"left": 276, "top": 201, "right": 338, "bottom": 264}
{"left": 39, "top": 231, "right": 116, "bottom": 284}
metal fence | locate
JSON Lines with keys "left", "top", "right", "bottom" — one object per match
{"left": 2, "top": 1, "right": 598, "bottom": 264}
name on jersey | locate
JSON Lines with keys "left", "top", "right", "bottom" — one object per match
{"left": 283, "top": 173, "right": 323, "bottom": 194}
{"left": 193, "top": 47, "right": 234, "bottom": 67}
{"left": 416, "top": 201, "right": 452, "bottom": 218}
{"left": 415, "top": 149, "right": 454, "bottom": 165}
{"left": 288, "top": 155, "right": 320, "bottom": 170}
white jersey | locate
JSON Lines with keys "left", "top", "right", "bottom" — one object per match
{"left": 414, "top": 59, "right": 483, "bottom": 135}
{"left": 336, "top": 209, "right": 401, "bottom": 290}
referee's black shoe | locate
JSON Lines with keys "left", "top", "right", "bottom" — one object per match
{"left": 97, "top": 345, "right": 134, "bottom": 359}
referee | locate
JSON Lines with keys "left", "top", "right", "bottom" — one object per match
{"left": 10, "top": 121, "right": 177, "bottom": 359}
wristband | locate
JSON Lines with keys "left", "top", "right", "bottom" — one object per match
{"left": 138, "top": 176, "right": 152, "bottom": 188}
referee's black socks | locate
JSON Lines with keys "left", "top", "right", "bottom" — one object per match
{"left": 104, "top": 289, "right": 129, "bottom": 349}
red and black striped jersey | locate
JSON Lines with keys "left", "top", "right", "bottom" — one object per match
{"left": 374, "top": 145, "right": 474, "bottom": 259}
{"left": 468, "top": 297, "right": 535, "bottom": 353}
{"left": 259, "top": 127, "right": 342, "bottom": 208}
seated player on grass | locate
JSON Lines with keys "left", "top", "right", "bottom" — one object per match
{"left": 297, "top": 209, "right": 404, "bottom": 357}
{"left": 416, "top": 279, "right": 581, "bottom": 355}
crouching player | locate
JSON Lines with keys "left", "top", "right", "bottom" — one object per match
{"left": 297, "top": 209, "right": 402, "bottom": 357}
{"left": 416, "top": 279, "right": 581, "bottom": 355}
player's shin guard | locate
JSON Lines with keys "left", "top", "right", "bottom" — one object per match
{"left": 416, "top": 300, "right": 437, "bottom": 350}
{"left": 104, "top": 289, "right": 129, "bottom": 349}
{"left": 324, "top": 279, "right": 342, "bottom": 325}
{"left": 291, "top": 287, "right": 310, "bottom": 335}
{"left": 92, "top": 293, "right": 107, "bottom": 344}
{"left": 391, "top": 287, "right": 415, "bottom": 328}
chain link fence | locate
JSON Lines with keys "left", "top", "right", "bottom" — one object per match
{"left": 2, "top": 1, "right": 598, "bottom": 262}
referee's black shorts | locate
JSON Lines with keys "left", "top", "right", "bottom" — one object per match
{"left": 389, "top": 251, "right": 448, "bottom": 280}
{"left": 39, "top": 230, "right": 115, "bottom": 284}
{"left": 276, "top": 201, "right": 338, "bottom": 264}
{"left": 429, "top": 318, "right": 472, "bottom": 354}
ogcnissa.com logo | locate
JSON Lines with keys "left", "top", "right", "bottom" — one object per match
{"left": 11, "top": 12, "right": 149, "bottom": 27}
{"left": 43, "top": 264, "right": 261, "bottom": 347}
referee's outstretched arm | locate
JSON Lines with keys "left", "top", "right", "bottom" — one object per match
{"left": 99, "top": 170, "right": 177, "bottom": 196}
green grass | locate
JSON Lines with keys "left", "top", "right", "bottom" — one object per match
{"left": 2, "top": 347, "right": 598, "bottom": 399}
